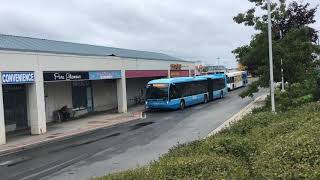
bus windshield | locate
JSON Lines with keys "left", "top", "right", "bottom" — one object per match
{"left": 146, "top": 83, "right": 169, "bottom": 100}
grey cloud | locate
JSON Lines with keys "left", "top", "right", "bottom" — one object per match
{"left": 0, "top": 0, "right": 318, "bottom": 68}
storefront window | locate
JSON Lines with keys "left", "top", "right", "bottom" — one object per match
{"left": 72, "top": 81, "right": 92, "bottom": 110}
{"left": 3, "top": 84, "right": 28, "bottom": 131}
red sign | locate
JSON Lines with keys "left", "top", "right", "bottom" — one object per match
{"left": 196, "top": 65, "right": 203, "bottom": 71}
{"left": 125, "top": 70, "right": 168, "bottom": 78}
{"left": 170, "top": 64, "right": 182, "bottom": 70}
{"left": 170, "top": 70, "right": 190, "bottom": 77}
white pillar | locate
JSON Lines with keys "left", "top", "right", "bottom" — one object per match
{"left": 27, "top": 70, "right": 47, "bottom": 134}
{"left": 117, "top": 70, "right": 127, "bottom": 113}
{"left": 0, "top": 78, "right": 6, "bottom": 145}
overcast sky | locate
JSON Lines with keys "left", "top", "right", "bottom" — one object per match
{"left": 0, "top": 0, "right": 319, "bottom": 68}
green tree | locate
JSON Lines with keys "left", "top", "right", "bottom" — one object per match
{"left": 233, "top": 0, "right": 320, "bottom": 99}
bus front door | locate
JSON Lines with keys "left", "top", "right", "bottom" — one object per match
{"left": 207, "top": 79, "right": 213, "bottom": 101}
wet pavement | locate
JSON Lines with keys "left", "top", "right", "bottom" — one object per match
{"left": 0, "top": 87, "right": 265, "bottom": 180}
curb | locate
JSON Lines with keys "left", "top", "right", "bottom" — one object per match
{"left": 207, "top": 93, "right": 268, "bottom": 137}
{"left": 0, "top": 112, "right": 144, "bottom": 157}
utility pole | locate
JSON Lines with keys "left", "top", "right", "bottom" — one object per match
{"left": 267, "top": 0, "right": 276, "bottom": 112}
{"left": 280, "top": 31, "right": 285, "bottom": 92}
{"left": 281, "top": 59, "right": 285, "bottom": 92}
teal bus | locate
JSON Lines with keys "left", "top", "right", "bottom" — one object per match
{"left": 145, "top": 74, "right": 227, "bottom": 110}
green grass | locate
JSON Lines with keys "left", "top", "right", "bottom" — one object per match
{"left": 96, "top": 102, "right": 320, "bottom": 180}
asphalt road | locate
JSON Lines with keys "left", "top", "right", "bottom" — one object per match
{"left": 0, "top": 87, "right": 265, "bottom": 180}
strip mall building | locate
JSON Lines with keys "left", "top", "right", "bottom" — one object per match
{"left": 0, "top": 34, "right": 195, "bottom": 145}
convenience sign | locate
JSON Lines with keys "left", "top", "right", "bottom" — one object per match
{"left": 2, "top": 72, "right": 35, "bottom": 84}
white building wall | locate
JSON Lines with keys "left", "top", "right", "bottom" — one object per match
{"left": 123, "top": 58, "right": 195, "bottom": 71}
{"left": 92, "top": 80, "right": 118, "bottom": 112}
{"left": 0, "top": 52, "right": 37, "bottom": 70}
{"left": 37, "top": 54, "right": 123, "bottom": 71}
{"left": 44, "top": 82, "right": 72, "bottom": 122}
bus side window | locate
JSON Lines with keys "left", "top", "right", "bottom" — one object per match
{"left": 170, "top": 84, "right": 182, "bottom": 99}
{"left": 220, "top": 78, "right": 225, "bottom": 89}
{"left": 212, "top": 79, "right": 218, "bottom": 91}
{"left": 184, "top": 82, "right": 191, "bottom": 97}
{"left": 201, "top": 80, "right": 207, "bottom": 93}
{"left": 169, "top": 86, "right": 175, "bottom": 100}
{"left": 193, "top": 82, "right": 199, "bottom": 95}
{"left": 176, "top": 83, "right": 184, "bottom": 98}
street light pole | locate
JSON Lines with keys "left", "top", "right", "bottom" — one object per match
{"left": 281, "top": 59, "right": 285, "bottom": 92}
{"left": 280, "top": 31, "right": 285, "bottom": 92}
{"left": 267, "top": 0, "right": 276, "bottom": 112}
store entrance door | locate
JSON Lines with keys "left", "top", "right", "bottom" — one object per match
{"left": 3, "top": 84, "right": 28, "bottom": 132}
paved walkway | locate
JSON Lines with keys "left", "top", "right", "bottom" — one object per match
{"left": 0, "top": 105, "right": 145, "bottom": 155}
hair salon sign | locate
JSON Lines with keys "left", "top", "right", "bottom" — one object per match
{"left": 43, "top": 72, "right": 89, "bottom": 82}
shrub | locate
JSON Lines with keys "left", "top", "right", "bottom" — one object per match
{"left": 97, "top": 102, "right": 320, "bottom": 180}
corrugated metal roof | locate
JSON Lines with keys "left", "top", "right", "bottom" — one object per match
{"left": 0, "top": 34, "right": 187, "bottom": 62}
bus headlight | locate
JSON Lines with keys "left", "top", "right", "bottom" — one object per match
{"left": 145, "top": 101, "right": 148, "bottom": 105}
{"left": 166, "top": 101, "right": 169, "bottom": 104}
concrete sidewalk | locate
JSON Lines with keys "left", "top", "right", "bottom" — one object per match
{"left": 0, "top": 105, "right": 145, "bottom": 156}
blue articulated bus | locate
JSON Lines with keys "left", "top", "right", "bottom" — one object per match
{"left": 145, "top": 74, "right": 227, "bottom": 110}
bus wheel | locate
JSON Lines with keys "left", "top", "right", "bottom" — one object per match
{"left": 204, "top": 95, "right": 208, "bottom": 103}
{"left": 180, "top": 100, "right": 185, "bottom": 110}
